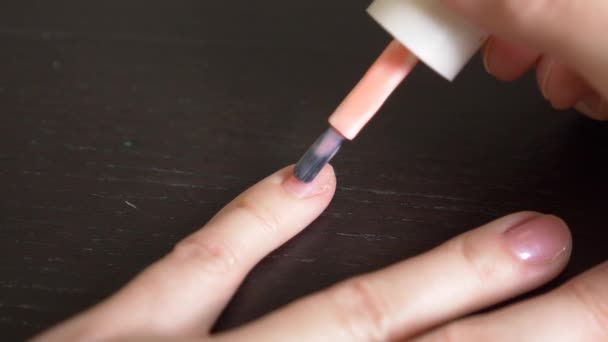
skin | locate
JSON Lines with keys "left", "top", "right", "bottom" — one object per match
{"left": 448, "top": 0, "right": 608, "bottom": 119}
{"left": 27, "top": 165, "right": 576, "bottom": 342}
{"left": 33, "top": 1, "right": 608, "bottom": 340}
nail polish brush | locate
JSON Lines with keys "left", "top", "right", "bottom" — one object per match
{"left": 294, "top": 0, "right": 488, "bottom": 182}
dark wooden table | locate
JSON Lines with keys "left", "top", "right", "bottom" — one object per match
{"left": 1, "top": 1, "right": 607, "bottom": 340}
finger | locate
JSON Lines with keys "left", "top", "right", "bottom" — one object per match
{"left": 33, "top": 165, "right": 336, "bottom": 341}
{"left": 218, "top": 212, "right": 572, "bottom": 342}
{"left": 413, "top": 262, "right": 608, "bottom": 341}
{"left": 576, "top": 92, "right": 608, "bottom": 121}
{"left": 536, "top": 57, "right": 591, "bottom": 110}
{"left": 443, "top": 0, "right": 608, "bottom": 98}
{"left": 483, "top": 36, "right": 539, "bottom": 81}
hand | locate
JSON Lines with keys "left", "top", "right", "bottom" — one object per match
{"left": 444, "top": 0, "right": 608, "bottom": 119}
{"left": 33, "top": 165, "right": 579, "bottom": 341}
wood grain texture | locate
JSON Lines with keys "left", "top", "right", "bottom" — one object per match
{"left": 1, "top": 1, "right": 607, "bottom": 340}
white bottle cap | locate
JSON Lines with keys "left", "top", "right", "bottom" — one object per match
{"left": 368, "top": 0, "right": 488, "bottom": 81}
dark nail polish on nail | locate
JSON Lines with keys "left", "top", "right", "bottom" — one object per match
{"left": 283, "top": 167, "right": 333, "bottom": 199}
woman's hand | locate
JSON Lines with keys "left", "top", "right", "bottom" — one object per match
{"left": 407, "top": 1, "right": 608, "bottom": 340}
{"left": 444, "top": 0, "right": 608, "bottom": 119}
{"left": 30, "top": 3, "right": 608, "bottom": 339}
{"left": 33, "top": 165, "right": 575, "bottom": 341}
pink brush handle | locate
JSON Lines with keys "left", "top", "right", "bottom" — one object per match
{"left": 329, "top": 40, "right": 418, "bottom": 140}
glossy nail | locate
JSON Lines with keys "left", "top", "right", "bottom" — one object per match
{"left": 482, "top": 37, "right": 494, "bottom": 75}
{"left": 504, "top": 215, "right": 570, "bottom": 265}
{"left": 539, "top": 59, "right": 555, "bottom": 100}
{"left": 283, "top": 165, "right": 334, "bottom": 199}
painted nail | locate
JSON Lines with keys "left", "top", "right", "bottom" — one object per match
{"left": 283, "top": 165, "right": 334, "bottom": 199}
{"left": 504, "top": 215, "right": 570, "bottom": 265}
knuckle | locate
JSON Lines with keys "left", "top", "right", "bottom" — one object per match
{"left": 498, "top": 0, "right": 552, "bottom": 26}
{"left": 450, "top": 235, "right": 500, "bottom": 285}
{"left": 563, "top": 270, "right": 608, "bottom": 338}
{"left": 232, "top": 196, "right": 282, "bottom": 236}
{"left": 172, "top": 238, "right": 238, "bottom": 275}
{"left": 325, "top": 277, "right": 389, "bottom": 342}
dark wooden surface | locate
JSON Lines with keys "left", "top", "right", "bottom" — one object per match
{"left": 1, "top": 1, "right": 607, "bottom": 340}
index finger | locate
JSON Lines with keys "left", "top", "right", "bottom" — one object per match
{"left": 33, "top": 165, "right": 336, "bottom": 342}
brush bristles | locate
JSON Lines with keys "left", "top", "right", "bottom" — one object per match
{"left": 294, "top": 127, "right": 344, "bottom": 183}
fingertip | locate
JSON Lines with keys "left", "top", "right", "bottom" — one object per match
{"left": 282, "top": 164, "right": 336, "bottom": 200}
{"left": 535, "top": 60, "right": 591, "bottom": 110}
{"left": 546, "top": 215, "right": 573, "bottom": 260}
{"left": 575, "top": 94, "right": 608, "bottom": 120}
{"left": 503, "top": 213, "right": 572, "bottom": 272}
{"left": 463, "top": 211, "right": 571, "bottom": 284}
{"left": 483, "top": 37, "right": 539, "bottom": 81}
{"left": 482, "top": 37, "right": 495, "bottom": 76}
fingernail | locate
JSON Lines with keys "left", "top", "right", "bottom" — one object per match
{"left": 539, "top": 60, "right": 554, "bottom": 100}
{"left": 575, "top": 94, "right": 606, "bottom": 120}
{"left": 504, "top": 215, "right": 570, "bottom": 265}
{"left": 482, "top": 38, "right": 494, "bottom": 75}
{"left": 575, "top": 100, "right": 594, "bottom": 117}
{"left": 282, "top": 165, "right": 334, "bottom": 199}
